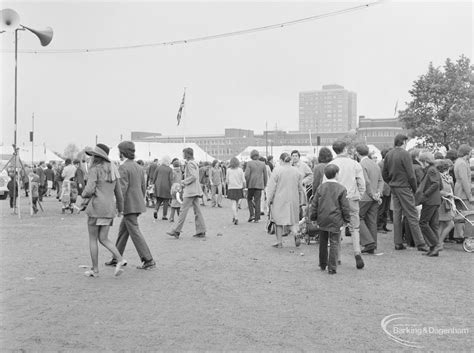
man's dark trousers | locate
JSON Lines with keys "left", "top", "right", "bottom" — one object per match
{"left": 419, "top": 205, "right": 440, "bottom": 248}
{"left": 116, "top": 213, "right": 153, "bottom": 263}
{"left": 247, "top": 188, "right": 262, "bottom": 221}
{"left": 391, "top": 187, "right": 426, "bottom": 247}
{"left": 360, "top": 200, "right": 379, "bottom": 247}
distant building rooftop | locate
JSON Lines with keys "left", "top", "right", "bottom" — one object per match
{"left": 322, "top": 84, "right": 345, "bottom": 90}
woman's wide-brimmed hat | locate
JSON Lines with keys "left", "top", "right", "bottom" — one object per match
{"left": 85, "top": 143, "right": 110, "bottom": 162}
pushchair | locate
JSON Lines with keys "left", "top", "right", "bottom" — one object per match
{"left": 61, "top": 180, "right": 79, "bottom": 214}
{"left": 145, "top": 184, "right": 155, "bottom": 208}
{"left": 447, "top": 196, "right": 474, "bottom": 253}
{"left": 299, "top": 196, "right": 320, "bottom": 245}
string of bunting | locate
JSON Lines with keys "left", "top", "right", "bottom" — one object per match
{"left": 2, "top": 1, "right": 382, "bottom": 54}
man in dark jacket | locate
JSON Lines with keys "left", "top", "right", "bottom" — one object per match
{"left": 106, "top": 141, "right": 156, "bottom": 270}
{"left": 147, "top": 159, "right": 159, "bottom": 186}
{"left": 44, "top": 163, "right": 55, "bottom": 197}
{"left": 152, "top": 157, "right": 173, "bottom": 220}
{"left": 377, "top": 148, "right": 392, "bottom": 232}
{"left": 244, "top": 150, "right": 268, "bottom": 223}
{"left": 36, "top": 161, "right": 47, "bottom": 201}
{"left": 382, "top": 134, "right": 429, "bottom": 252}
{"left": 417, "top": 152, "right": 443, "bottom": 256}
{"left": 73, "top": 160, "right": 85, "bottom": 195}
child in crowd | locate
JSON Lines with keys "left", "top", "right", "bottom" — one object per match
{"left": 29, "top": 172, "right": 40, "bottom": 214}
{"left": 169, "top": 182, "right": 182, "bottom": 222}
{"left": 7, "top": 172, "right": 18, "bottom": 211}
{"left": 310, "top": 164, "right": 350, "bottom": 274}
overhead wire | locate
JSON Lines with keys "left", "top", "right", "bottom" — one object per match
{"left": 1, "top": 1, "right": 383, "bottom": 54}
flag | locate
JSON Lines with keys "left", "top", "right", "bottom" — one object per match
{"left": 176, "top": 90, "right": 186, "bottom": 126}
{"left": 393, "top": 100, "right": 398, "bottom": 116}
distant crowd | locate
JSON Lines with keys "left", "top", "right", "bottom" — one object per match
{"left": 5, "top": 135, "right": 473, "bottom": 277}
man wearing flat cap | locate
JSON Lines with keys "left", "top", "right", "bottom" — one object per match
{"left": 106, "top": 141, "right": 156, "bottom": 270}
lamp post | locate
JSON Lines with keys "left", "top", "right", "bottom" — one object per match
{"left": 1, "top": 8, "right": 53, "bottom": 216}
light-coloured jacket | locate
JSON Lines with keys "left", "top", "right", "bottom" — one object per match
{"left": 210, "top": 167, "right": 223, "bottom": 186}
{"left": 328, "top": 155, "right": 366, "bottom": 201}
{"left": 360, "top": 156, "right": 384, "bottom": 201}
{"left": 293, "top": 161, "right": 313, "bottom": 187}
{"left": 82, "top": 165, "right": 123, "bottom": 218}
{"left": 267, "top": 164, "right": 305, "bottom": 226}
{"left": 226, "top": 167, "right": 245, "bottom": 189}
{"left": 182, "top": 160, "right": 203, "bottom": 198}
{"left": 454, "top": 158, "right": 472, "bottom": 201}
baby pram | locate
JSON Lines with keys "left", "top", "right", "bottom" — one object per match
{"left": 145, "top": 184, "right": 155, "bottom": 208}
{"left": 61, "top": 180, "right": 79, "bottom": 214}
{"left": 299, "top": 197, "right": 320, "bottom": 245}
{"left": 445, "top": 196, "right": 474, "bottom": 253}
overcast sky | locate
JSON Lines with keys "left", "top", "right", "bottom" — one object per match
{"left": 0, "top": 0, "right": 472, "bottom": 153}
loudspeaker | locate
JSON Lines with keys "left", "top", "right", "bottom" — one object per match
{"left": 22, "top": 25, "right": 53, "bottom": 46}
{"left": 0, "top": 8, "right": 20, "bottom": 31}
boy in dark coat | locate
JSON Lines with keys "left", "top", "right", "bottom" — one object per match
{"left": 310, "top": 164, "right": 350, "bottom": 274}
{"left": 7, "top": 172, "right": 19, "bottom": 210}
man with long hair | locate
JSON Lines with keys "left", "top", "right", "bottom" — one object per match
{"left": 106, "top": 141, "right": 156, "bottom": 270}
{"left": 167, "top": 148, "right": 207, "bottom": 239}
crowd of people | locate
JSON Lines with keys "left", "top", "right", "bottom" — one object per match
{"left": 6, "top": 157, "right": 88, "bottom": 214}
{"left": 5, "top": 135, "right": 473, "bottom": 277}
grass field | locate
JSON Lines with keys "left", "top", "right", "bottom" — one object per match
{"left": 0, "top": 195, "right": 472, "bottom": 352}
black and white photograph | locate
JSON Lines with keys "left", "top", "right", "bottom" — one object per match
{"left": 0, "top": 0, "right": 472, "bottom": 351}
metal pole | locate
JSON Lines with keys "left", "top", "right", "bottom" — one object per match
{"left": 32, "top": 113, "right": 34, "bottom": 165}
{"left": 13, "top": 28, "right": 18, "bottom": 216}
{"left": 183, "top": 87, "right": 186, "bottom": 144}
{"left": 265, "top": 121, "right": 268, "bottom": 157}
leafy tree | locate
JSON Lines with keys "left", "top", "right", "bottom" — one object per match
{"left": 63, "top": 143, "right": 80, "bottom": 159}
{"left": 399, "top": 55, "right": 474, "bottom": 149}
{"left": 343, "top": 129, "right": 365, "bottom": 147}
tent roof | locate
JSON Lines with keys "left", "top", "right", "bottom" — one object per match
{"left": 0, "top": 144, "right": 63, "bottom": 164}
{"left": 108, "top": 142, "right": 215, "bottom": 162}
{"left": 236, "top": 145, "right": 382, "bottom": 163}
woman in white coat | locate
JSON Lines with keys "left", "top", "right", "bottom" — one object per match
{"left": 266, "top": 152, "right": 306, "bottom": 248}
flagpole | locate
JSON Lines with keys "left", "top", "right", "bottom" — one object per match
{"left": 31, "top": 113, "right": 34, "bottom": 165}
{"left": 183, "top": 87, "right": 186, "bottom": 144}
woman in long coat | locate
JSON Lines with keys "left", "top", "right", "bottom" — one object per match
{"left": 453, "top": 144, "right": 473, "bottom": 239}
{"left": 266, "top": 152, "right": 306, "bottom": 248}
{"left": 152, "top": 156, "right": 173, "bottom": 220}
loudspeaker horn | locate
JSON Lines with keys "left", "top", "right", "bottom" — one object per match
{"left": 0, "top": 8, "right": 20, "bottom": 31}
{"left": 22, "top": 25, "right": 53, "bottom": 46}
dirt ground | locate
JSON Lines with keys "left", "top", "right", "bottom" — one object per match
{"left": 0, "top": 195, "right": 472, "bottom": 352}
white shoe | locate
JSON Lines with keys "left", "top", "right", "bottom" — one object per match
{"left": 84, "top": 270, "right": 99, "bottom": 277}
{"left": 114, "top": 260, "right": 127, "bottom": 276}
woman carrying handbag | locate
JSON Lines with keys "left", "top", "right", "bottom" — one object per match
{"left": 266, "top": 153, "right": 306, "bottom": 248}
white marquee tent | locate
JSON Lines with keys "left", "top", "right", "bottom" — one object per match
{"left": 0, "top": 144, "right": 63, "bottom": 165}
{"left": 108, "top": 142, "right": 215, "bottom": 162}
{"left": 236, "top": 145, "right": 382, "bottom": 163}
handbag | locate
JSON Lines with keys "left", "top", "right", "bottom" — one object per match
{"left": 266, "top": 206, "right": 276, "bottom": 234}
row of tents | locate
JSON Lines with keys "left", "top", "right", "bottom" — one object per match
{"left": 0, "top": 143, "right": 214, "bottom": 166}
{"left": 1, "top": 142, "right": 383, "bottom": 166}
